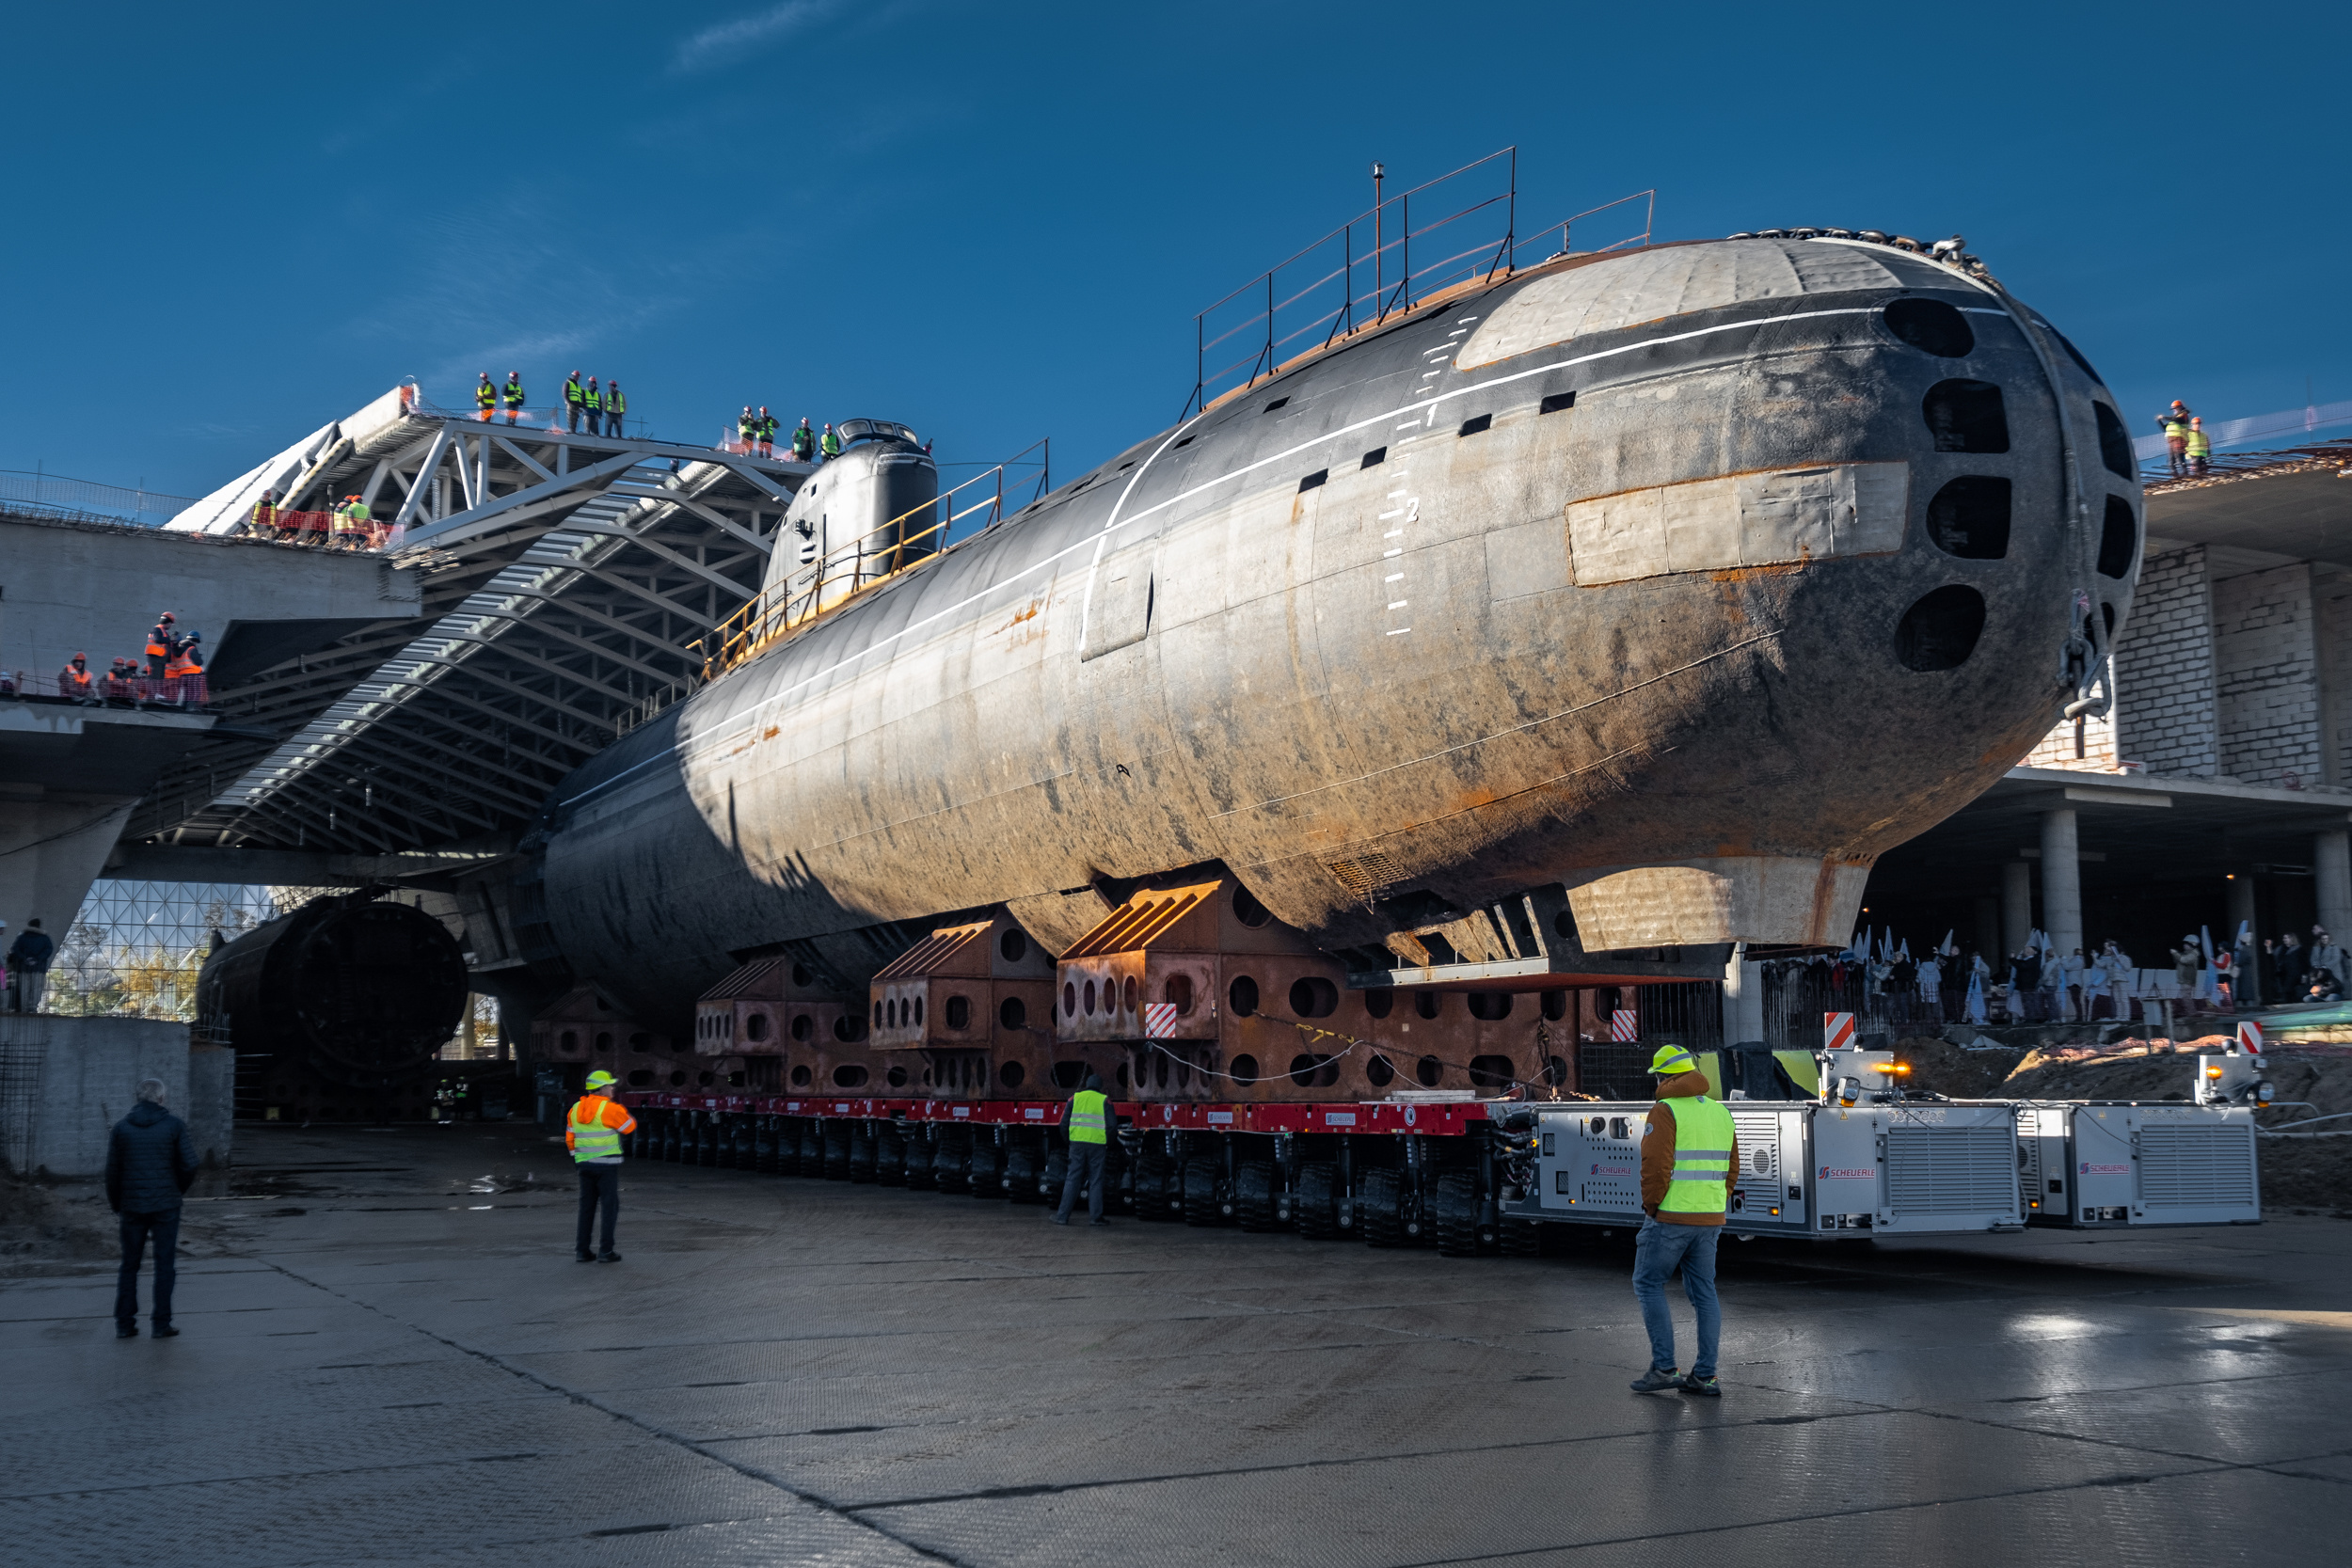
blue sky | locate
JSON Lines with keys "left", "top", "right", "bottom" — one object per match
{"left": 5, "top": 1, "right": 2346, "bottom": 500}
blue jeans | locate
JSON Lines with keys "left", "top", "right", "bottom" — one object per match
{"left": 1057, "top": 1142, "right": 1106, "bottom": 1221}
{"left": 1631, "top": 1217, "right": 1721, "bottom": 1377}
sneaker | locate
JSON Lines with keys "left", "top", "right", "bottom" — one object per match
{"left": 1679, "top": 1374, "right": 1721, "bottom": 1397}
{"left": 597, "top": 1250, "right": 622, "bottom": 1262}
{"left": 576, "top": 1251, "right": 597, "bottom": 1262}
{"left": 116, "top": 1323, "right": 138, "bottom": 1339}
{"left": 1051, "top": 1215, "right": 1071, "bottom": 1226}
{"left": 1089, "top": 1218, "right": 1109, "bottom": 1227}
{"left": 1629, "top": 1367, "right": 1681, "bottom": 1393}
{"left": 151, "top": 1325, "right": 180, "bottom": 1339}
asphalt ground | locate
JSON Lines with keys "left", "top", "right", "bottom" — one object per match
{"left": 7, "top": 1120, "right": 2349, "bottom": 1567}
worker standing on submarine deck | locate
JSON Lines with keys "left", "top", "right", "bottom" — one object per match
{"left": 1628, "top": 1045, "right": 1737, "bottom": 1397}
{"left": 1052, "top": 1074, "right": 1113, "bottom": 1226}
{"left": 567, "top": 1070, "right": 636, "bottom": 1262}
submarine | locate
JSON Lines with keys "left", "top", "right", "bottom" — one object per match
{"left": 523, "top": 230, "right": 2143, "bottom": 1033}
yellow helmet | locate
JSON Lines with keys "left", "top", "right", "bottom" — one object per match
{"left": 584, "top": 1069, "right": 617, "bottom": 1090}
{"left": 1647, "top": 1045, "right": 1699, "bottom": 1076}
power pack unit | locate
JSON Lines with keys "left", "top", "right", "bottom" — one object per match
{"left": 1521, "top": 1100, "right": 2023, "bottom": 1238}
{"left": 2017, "top": 1101, "right": 2261, "bottom": 1227}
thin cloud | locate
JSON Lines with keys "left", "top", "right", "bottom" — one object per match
{"left": 672, "top": 0, "right": 841, "bottom": 74}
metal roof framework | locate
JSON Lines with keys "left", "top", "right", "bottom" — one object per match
{"left": 130, "top": 418, "right": 809, "bottom": 854}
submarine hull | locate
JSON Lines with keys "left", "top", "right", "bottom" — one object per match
{"left": 535, "top": 236, "right": 2140, "bottom": 1028}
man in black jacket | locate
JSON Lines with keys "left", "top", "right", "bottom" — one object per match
{"left": 105, "top": 1079, "right": 199, "bottom": 1338}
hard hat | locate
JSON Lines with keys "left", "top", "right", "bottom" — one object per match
{"left": 585, "top": 1069, "right": 617, "bottom": 1089}
{"left": 2172, "top": 399, "right": 2187, "bottom": 407}
{"left": 1648, "top": 1044, "right": 1700, "bottom": 1076}
{"left": 72, "top": 652, "right": 86, "bottom": 662}
{"left": 160, "top": 611, "right": 176, "bottom": 621}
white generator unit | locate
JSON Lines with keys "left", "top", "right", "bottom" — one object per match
{"left": 1505, "top": 1048, "right": 2265, "bottom": 1240}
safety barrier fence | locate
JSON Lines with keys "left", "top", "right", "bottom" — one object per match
{"left": 240, "top": 508, "right": 399, "bottom": 551}
{"left": 0, "top": 467, "right": 196, "bottom": 528}
{"left": 1183, "top": 146, "right": 1655, "bottom": 419}
{"left": 694, "top": 439, "right": 1051, "bottom": 679}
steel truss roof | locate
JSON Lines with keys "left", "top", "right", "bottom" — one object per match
{"left": 131, "top": 420, "right": 808, "bottom": 854}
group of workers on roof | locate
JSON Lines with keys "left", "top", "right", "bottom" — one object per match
{"left": 44, "top": 611, "right": 204, "bottom": 706}
{"left": 739, "top": 409, "right": 831, "bottom": 463}
{"left": 2155, "top": 400, "right": 2213, "bottom": 477}
{"left": 467, "top": 371, "right": 630, "bottom": 436}
{"left": 244, "top": 488, "right": 382, "bottom": 549}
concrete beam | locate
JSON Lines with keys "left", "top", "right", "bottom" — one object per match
{"left": 103, "top": 843, "right": 513, "bottom": 886}
{"left": 2, "top": 791, "right": 136, "bottom": 946}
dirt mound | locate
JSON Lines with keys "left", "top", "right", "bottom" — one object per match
{"left": 1890, "top": 1035, "right": 2026, "bottom": 1098}
{"left": 2256, "top": 1138, "right": 2352, "bottom": 1215}
{"left": 0, "top": 1176, "right": 119, "bottom": 1267}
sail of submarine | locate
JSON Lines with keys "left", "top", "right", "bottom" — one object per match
{"left": 532, "top": 233, "right": 2143, "bottom": 1028}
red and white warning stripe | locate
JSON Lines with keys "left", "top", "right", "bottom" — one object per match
{"left": 1610, "top": 1008, "right": 1638, "bottom": 1042}
{"left": 2237, "top": 1021, "right": 2264, "bottom": 1055}
{"left": 1823, "top": 1012, "right": 1855, "bottom": 1051}
{"left": 1143, "top": 1002, "right": 1180, "bottom": 1039}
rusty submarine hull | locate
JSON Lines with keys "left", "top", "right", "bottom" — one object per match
{"left": 523, "top": 233, "right": 2143, "bottom": 1033}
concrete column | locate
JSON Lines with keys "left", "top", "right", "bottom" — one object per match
{"left": 1720, "top": 944, "right": 1766, "bottom": 1045}
{"left": 2002, "top": 861, "right": 2034, "bottom": 955}
{"left": 2318, "top": 831, "right": 2352, "bottom": 948}
{"left": 2040, "top": 809, "right": 2083, "bottom": 958}
{"left": 2227, "top": 875, "right": 2259, "bottom": 1006}
{"left": 0, "top": 792, "right": 136, "bottom": 956}
{"left": 1974, "top": 895, "right": 2001, "bottom": 963}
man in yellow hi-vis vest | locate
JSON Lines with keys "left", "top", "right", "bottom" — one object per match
{"left": 1629, "top": 1045, "right": 1739, "bottom": 1396}
{"left": 1052, "top": 1072, "right": 1113, "bottom": 1226}
{"left": 567, "top": 1069, "right": 637, "bottom": 1262}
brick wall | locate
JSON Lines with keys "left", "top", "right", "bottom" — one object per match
{"left": 2111, "top": 546, "right": 2217, "bottom": 777}
{"left": 2213, "top": 562, "right": 2322, "bottom": 788}
{"left": 2313, "top": 563, "right": 2352, "bottom": 788}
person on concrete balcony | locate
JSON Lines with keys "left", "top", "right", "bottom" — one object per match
{"left": 1051, "top": 1073, "right": 1113, "bottom": 1227}
{"left": 163, "top": 631, "right": 204, "bottom": 705}
{"left": 103, "top": 657, "right": 136, "bottom": 702}
{"left": 564, "top": 372, "right": 585, "bottom": 432}
{"left": 105, "top": 1078, "right": 199, "bottom": 1338}
{"left": 248, "top": 488, "right": 278, "bottom": 536}
{"left": 145, "top": 612, "right": 176, "bottom": 681}
{"left": 791, "top": 417, "right": 816, "bottom": 462}
{"left": 604, "top": 380, "right": 626, "bottom": 437}
{"left": 2185, "top": 417, "right": 2212, "bottom": 476}
{"left": 2268, "top": 932, "right": 2308, "bottom": 1001}
{"left": 475, "top": 372, "right": 496, "bottom": 421}
{"left": 567, "top": 1069, "right": 636, "bottom": 1263}
{"left": 2010, "top": 946, "right": 2042, "bottom": 1022}
{"left": 2311, "top": 929, "right": 2346, "bottom": 989}
{"left": 58, "top": 652, "right": 95, "bottom": 703}
{"left": 502, "top": 372, "right": 526, "bottom": 424}
{"left": 2039, "top": 949, "right": 2065, "bottom": 1021}
{"left": 1628, "top": 1044, "right": 1736, "bottom": 1398}
{"left": 6, "top": 918, "right": 54, "bottom": 1012}
{"left": 2305, "top": 968, "right": 2344, "bottom": 1004}
{"left": 2059, "top": 948, "right": 2087, "bottom": 1022}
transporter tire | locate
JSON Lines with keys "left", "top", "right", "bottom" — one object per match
{"left": 1041, "top": 1145, "right": 1068, "bottom": 1209}
{"left": 904, "top": 1131, "right": 937, "bottom": 1190}
{"left": 1433, "top": 1171, "right": 1481, "bottom": 1257}
{"left": 1181, "top": 1156, "right": 1226, "bottom": 1227}
{"left": 1234, "top": 1160, "right": 1279, "bottom": 1231}
{"left": 848, "top": 1124, "right": 878, "bottom": 1183}
{"left": 796, "top": 1121, "right": 824, "bottom": 1176}
{"left": 933, "top": 1132, "right": 971, "bottom": 1194}
{"left": 696, "top": 1119, "right": 721, "bottom": 1166}
{"left": 753, "top": 1117, "right": 777, "bottom": 1173}
{"left": 877, "top": 1124, "right": 907, "bottom": 1185}
{"left": 660, "top": 1115, "right": 680, "bottom": 1163}
{"left": 968, "top": 1138, "right": 1006, "bottom": 1198}
{"left": 822, "top": 1122, "right": 851, "bottom": 1180}
{"left": 1134, "top": 1153, "right": 1176, "bottom": 1221}
{"left": 1500, "top": 1218, "right": 1542, "bottom": 1257}
{"left": 1294, "top": 1161, "right": 1342, "bottom": 1240}
{"left": 733, "top": 1119, "right": 756, "bottom": 1168}
{"left": 1359, "top": 1168, "right": 1406, "bottom": 1247}
{"left": 1005, "top": 1140, "right": 1045, "bottom": 1204}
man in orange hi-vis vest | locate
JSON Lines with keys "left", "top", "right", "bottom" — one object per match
{"left": 567, "top": 1069, "right": 637, "bottom": 1262}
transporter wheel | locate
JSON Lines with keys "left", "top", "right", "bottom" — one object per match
{"left": 660, "top": 1116, "right": 681, "bottom": 1163}
{"left": 821, "top": 1123, "right": 851, "bottom": 1180}
{"left": 1294, "top": 1161, "right": 1342, "bottom": 1240}
{"left": 753, "top": 1118, "right": 778, "bottom": 1174}
{"left": 1134, "top": 1153, "right": 1175, "bottom": 1221}
{"left": 876, "top": 1125, "right": 907, "bottom": 1186}
{"left": 903, "top": 1132, "right": 937, "bottom": 1191}
{"left": 1042, "top": 1145, "right": 1069, "bottom": 1209}
{"left": 848, "top": 1125, "right": 878, "bottom": 1183}
{"left": 1234, "top": 1160, "right": 1280, "bottom": 1231}
{"left": 629, "top": 1115, "right": 654, "bottom": 1161}
{"left": 933, "top": 1134, "right": 971, "bottom": 1195}
{"left": 732, "top": 1120, "right": 756, "bottom": 1168}
{"left": 1181, "top": 1156, "right": 1225, "bottom": 1227}
{"left": 1433, "top": 1171, "right": 1481, "bottom": 1257}
{"left": 1005, "top": 1140, "right": 1044, "bottom": 1204}
{"left": 797, "top": 1123, "right": 825, "bottom": 1176}
{"left": 968, "top": 1138, "right": 1006, "bottom": 1198}
{"left": 697, "top": 1120, "right": 722, "bottom": 1166}
{"left": 1499, "top": 1218, "right": 1542, "bottom": 1257}
{"left": 1359, "top": 1168, "right": 1406, "bottom": 1247}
